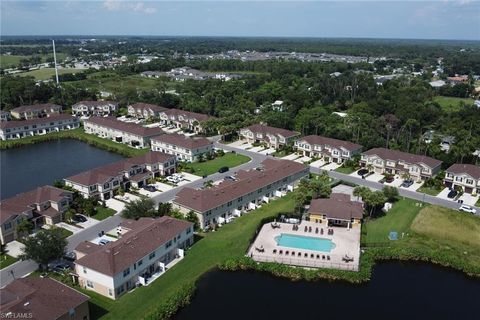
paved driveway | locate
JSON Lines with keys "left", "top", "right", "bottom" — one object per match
{"left": 365, "top": 172, "right": 384, "bottom": 182}
{"left": 401, "top": 181, "right": 424, "bottom": 191}
{"left": 322, "top": 162, "right": 341, "bottom": 171}
{"left": 310, "top": 159, "right": 326, "bottom": 168}
{"left": 384, "top": 177, "right": 404, "bottom": 188}
{"left": 458, "top": 193, "right": 479, "bottom": 206}
{"left": 249, "top": 146, "right": 265, "bottom": 152}
{"left": 436, "top": 187, "right": 452, "bottom": 201}
{"left": 106, "top": 198, "right": 126, "bottom": 212}
{"left": 4, "top": 241, "right": 25, "bottom": 258}
{"left": 56, "top": 222, "right": 82, "bottom": 234}
{"left": 258, "top": 148, "right": 275, "bottom": 155}
{"left": 282, "top": 153, "right": 301, "bottom": 160}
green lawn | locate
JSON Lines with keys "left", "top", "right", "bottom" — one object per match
{"left": 16, "top": 68, "right": 84, "bottom": 81}
{"left": 57, "top": 227, "right": 73, "bottom": 239}
{"left": 417, "top": 185, "right": 442, "bottom": 196}
{"left": 335, "top": 166, "right": 356, "bottom": 174}
{"left": 0, "top": 253, "right": 18, "bottom": 269}
{"left": 93, "top": 207, "right": 116, "bottom": 221}
{"left": 363, "top": 198, "right": 424, "bottom": 245}
{"left": 0, "top": 53, "right": 67, "bottom": 69}
{"left": 433, "top": 96, "right": 475, "bottom": 112}
{"left": 183, "top": 153, "right": 250, "bottom": 176}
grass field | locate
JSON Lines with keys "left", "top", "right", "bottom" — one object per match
{"left": 93, "top": 207, "right": 116, "bottom": 221}
{"left": 433, "top": 96, "right": 475, "bottom": 112}
{"left": 417, "top": 185, "right": 443, "bottom": 196}
{"left": 1, "top": 53, "right": 67, "bottom": 69}
{"left": 16, "top": 68, "right": 84, "bottom": 80}
{"left": 363, "top": 198, "right": 424, "bottom": 244}
{"left": 0, "top": 253, "right": 18, "bottom": 270}
{"left": 335, "top": 166, "right": 356, "bottom": 174}
{"left": 183, "top": 153, "right": 250, "bottom": 176}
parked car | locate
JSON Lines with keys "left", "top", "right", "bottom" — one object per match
{"left": 218, "top": 166, "right": 229, "bottom": 173}
{"left": 48, "top": 260, "right": 73, "bottom": 273}
{"left": 459, "top": 205, "right": 477, "bottom": 214}
{"left": 72, "top": 214, "right": 87, "bottom": 223}
{"left": 357, "top": 169, "right": 369, "bottom": 176}
{"left": 166, "top": 176, "right": 181, "bottom": 184}
{"left": 385, "top": 176, "right": 394, "bottom": 183}
{"left": 99, "top": 239, "right": 111, "bottom": 246}
{"left": 143, "top": 185, "right": 157, "bottom": 192}
{"left": 401, "top": 180, "right": 414, "bottom": 188}
{"left": 224, "top": 176, "right": 236, "bottom": 181}
{"left": 447, "top": 189, "right": 458, "bottom": 199}
{"left": 63, "top": 251, "right": 76, "bottom": 262}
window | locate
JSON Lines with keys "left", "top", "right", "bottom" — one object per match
{"left": 186, "top": 227, "right": 192, "bottom": 234}
{"left": 227, "top": 201, "right": 232, "bottom": 206}
{"left": 103, "top": 183, "right": 109, "bottom": 189}
{"left": 138, "top": 259, "right": 143, "bottom": 266}
{"left": 466, "top": 179, "right": 473, "bottom": 185}
{"left": 89, "top": 185, "right": 97, "bottom": 191}
{"left": 237, "top": 196, "right": 243, "bottom": 202}
{"left": 113, "top": 180, "right": 119, "bottom": 186}
{"left": 83, "top": 267, "right": 87, "bottom": 274}
{"left": 455, "top": 177, "right": 463, "bottom": 182}
{"left": 166, "top": 240, "right": 172, "bottom": 248}
{"left": 149, "top": 251, "right": 156, "bottom": 259}
{"left": 123, "top": 267, "right": 130, "bottom": 277}
{"left": 4, "top": 222, "right": 12, "bottom": 230}
{"left": 24, "top": 126, "right": 29, "bottom": 130}
{"left": 86, "top": 280, "right": 94, "bottom": 288}
{"left": 108, "top": 289, "right": 113, "bottom": 296}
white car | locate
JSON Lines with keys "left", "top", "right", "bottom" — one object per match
{"left": 166, "top": 176, "right": 181, "bottom": 184}
{"left": 459, "top": 205, "right": 477, "bottom": 214}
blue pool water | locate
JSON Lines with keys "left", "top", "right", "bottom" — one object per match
{"left": 275, "top": 234, "right": 336, "bottom": 252}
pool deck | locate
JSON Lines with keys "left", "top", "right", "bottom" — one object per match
{"left": 248, "top": 221, "right": 360, "bottom": 271}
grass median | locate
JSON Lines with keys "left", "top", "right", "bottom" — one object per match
{"left": 183, "top": 153, "right": 251, "bottom": 176}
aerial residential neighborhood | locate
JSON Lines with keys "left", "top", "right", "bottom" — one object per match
{"left": 0, "top": 2, "right": 479, "bottom": 320}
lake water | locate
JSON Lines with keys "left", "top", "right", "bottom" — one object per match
{"left": 174, "top": 262, "right": 479, "bottom": 320}
{"left": 0, "top": 139, "right": 124, "bottom": 199}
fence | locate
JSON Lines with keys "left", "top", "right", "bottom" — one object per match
{"left": 251, "top": 253, "right": 359, "bottom": 271}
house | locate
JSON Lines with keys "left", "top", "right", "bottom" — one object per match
{"left": 64, "top": 151, "right": 176, "bottom": 200}
{"left": 239, "top": 124, "right": 300, "bottom": 149}
{"left": 0, "top": 186, "right": 73, "bottom": 244}
{"left": 308, "top": 193, "right": 364, "bottom": 228}
{"left": 444, "top": 164, "right": 480, "bottom": 195}
{"left": 127, "top": 103, "right": 167, "bottom": 119}
{"left": 360, "top": 148, "right": 442, "bottom": 181}
{"left": 72, "top": 100, "right": 118, "bottom": 117}
{"left": 159, "top": 109, "right": 214, "bottom": 134}
{"left": 295, "top": 135, "right": 362, "bottom": 163}
{"left": 84, "top": 116, "right": 164, "bottom": 148}
{"left": 173, "top": 159, "right": 309, "bottom": 229}
{"left": 0, "top": 110, "right": 10, "bottom": 122}
{"left": 151, "top": 134, "right": 213, "bottom": 162}
{"left": 0, "top": 277, "right": 90, "bottom": 320}
{"left": 74, "top": 216, "right": 193, "bottom": 299}
{"left": 0, "top": 114, "right": 80, "bottom": 141}
{"left": 271, "top": 100, "right": 284, "bottom": 112}
{"left": 447, "top": 75, "right": 469, "bottom": 84}
{"left": 10, "top": 103, "right": 62, "bottom": 119}
{"left": 140, "top": 71, "right": 164, "bottom": 78}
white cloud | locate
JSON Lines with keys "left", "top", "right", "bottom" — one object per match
{"left": 102, "top": 1, "right": 156, "bottom": 14}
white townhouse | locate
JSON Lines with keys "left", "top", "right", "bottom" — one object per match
{"left": 10, "top": 103, "right": 62, "bottom": 120}
{"left": 295, "top": 135, "right": 362, "bottom": 163}
{"left": 239, "top": 124, "right": 300, "bottom": 149}
{"left": 0, "top": 186, "right": 73, "bottom": 244}
{"left": 159, "top": 108, "right": 214, "bottom": 134}
{"left": 74, "top": 216, "right": 193, "bottom": 299}
{"left": 173, "top": 159, "right": 309, "bottom": 229}
{"left": 0, "top": 114, "right": 80, "bottom": 141}
{"left": 0, "top": 110, "right": 10, "bottom": 122}
{"left": 444, "top": 164, "right": 480, "bottom": 195}
{"left": 64, "top": 152, "right": 176, "bottom": 200}
{"left": 72, "top": 100, "right": 118, "bottom": 117}
{"left": 360, "top": 148, "right": 442, "bottom": 181}
{"left": 84, "top": 116, "right": 164, "bottom": 148}
{"left": 151, "top": 133, "right": 213, "bottom": 162}
{"left": 127, "top": 103, "right": 167, "bottom": 119}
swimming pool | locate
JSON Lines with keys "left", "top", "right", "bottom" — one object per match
{"left": 275, "top": 234, "right": 336, "bottom": 252}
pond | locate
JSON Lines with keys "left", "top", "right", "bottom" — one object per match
{"left": 0, "top": 139, "right": 124, "bottom": 199}
{"left": 174, "top": 262, "right": 479, "bottom": 320}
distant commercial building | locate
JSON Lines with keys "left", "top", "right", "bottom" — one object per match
{"left": 0, "top": 114, "right": 80, "bottom": 141}
{"left": 295, "top": 135, "right": 362, "bottom": 163}
{"left": 151, "top": 134, "right": 213, "bottom": 162}
{"left": 239, "top": 124, "right": 300, "bottom": 149}
{"left": 84, "top": 116, "right": 164, "bottom": 148}
{"left": 10, "top": 103, "right": 62, "bottom": 119}
{"left": 444, "top": 164, "right": 480, "bottom": 195}
{"left": 72, "top": 100, "right": 118, "bottom": 116}
{"left": 127, "top": 103, "right": 167, "bottom": 119}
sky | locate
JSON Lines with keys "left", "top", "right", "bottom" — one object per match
{"left": 1, "top": 1, "right": 479, "bottom": 40}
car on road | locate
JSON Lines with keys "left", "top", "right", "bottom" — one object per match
{"left": 447, "top": 189, "right": 458, "bottom": 199}
{"left": 401, "top": 180, "right": 414, "bottom": 188}
{"left": 459, "top": 205, "right": 477, "bottom": 214}
{"left": 357, "top": 169, "right": 369, "bottom": 176}
{"left": 218, "top": 166, "right": 229, "bottom": 173}
{"left": 99, "top": 239, "right": 111, "bottom": 245}
{"left": 72, "top": 214, "right": 87, "bottom": 223}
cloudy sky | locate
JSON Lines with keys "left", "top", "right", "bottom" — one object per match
{"left": 1, "top": 1, "right": 479, "bottom": 40}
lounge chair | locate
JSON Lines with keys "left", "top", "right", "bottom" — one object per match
{"left": 285, "top": 250, "right": 289, "bottom": 255}
{"left": 273, "top": 249, "right": 277, "bottom": 254}
{"left": 320, "top": 228, "right": 324, "bottom": 235}
{"left": 327, "top": 256, "right": 330, "bottom": 261}
{"left": 291, "top": 251, "right": 295, "bottom": 256}
{"left": 315, "top": 227, "right": 318, "bottom": 234}
{"left": 322, "top": 255, "right": 325, "bottom": 260}
{"left": 310, "top": 254, "right": 314, "bottom": 258}
{"left": 279, "top": 250, "right": 283, "bottom": 255}
{"left": 316, "top": 254, "right": 320, "bottom": 259}
{"left": 304, "top": 226, "right": 308, "bottom": 232}
{"left": 304, "top": 253, "right": 308, "bottom": 258}
{"left": 309, "top": 226, "right": 312, "bottom": 232}
{"left": 298, "top": 252, "right": 301, "bottom": 257}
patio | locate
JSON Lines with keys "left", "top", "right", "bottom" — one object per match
{"left": 248, "top": 221, "right": 360, "bottom": 271}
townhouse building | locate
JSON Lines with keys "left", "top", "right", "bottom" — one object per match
{"left": 74, "top": 216, "right": 193, "bottom": 299}
{"left": 127, "top": 103, "right": 167, "bottom": 119}
{"left": 0, "top": 186, "right": 73, "bottom": 244}
{"left": 0, "top": 114, "right": 80, "bottom": 141}
{"left": 295, "top": 135, "right": 362, "bottom": 163}
{"left": 151, "top": 133, "right": 213, "bottom": 162}
{"left": 64, "top": 152, "right": 176, "bottom": 200}
{"left": 1, "top": 277, "right": 90, "bottom": 320}
{"left": 10, "top": 103, "right": 62, "bottom": 119}
{"left": 159, "top": 108, "right": 214, "bottom": 134}
{"left": 72, "top": 100, "right": 118, "bottom": 117}
{"left": 0, "top": 110, "right": 10, "bottom": 122}
{"left": 239, "top": 124, "right": 300, "bottom": 149}
{"left": 173, "top": 159, "right": 309, "bottom": 229}
{"left": 308, "top": 193, "right": 364, "bottom": 228}
{"left": 360, "top": 148, "right": 442, "bottom": 181}
{"left": 444, "top": 163, "right": 480, "bottom": 195}
{"left": 84, "top": 116, "right": 164, "bottom": 148}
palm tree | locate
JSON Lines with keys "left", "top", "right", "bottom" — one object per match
{"left": 366, "top": 164, "right": 374, "bottom": 173}
{"left": 64, "top": 209, "right": 75, "bottom": 223}
{"left": 16, "top": 219, "right": 34, "bottom": 239}
{"left": 203, "top": 180, "right": 214, "bottom": 189}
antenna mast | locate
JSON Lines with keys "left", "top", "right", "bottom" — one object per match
{"left": 52, "top": 40, "right": 59, "bottom": 85}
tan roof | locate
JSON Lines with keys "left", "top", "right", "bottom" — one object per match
{"left": 151, "top": 133, "right": 212, "bottom": 149}
{"left": 162, "top": 108, "right": 213, "bottom": 122}
{"left": 0, "top": 114, "right": 78, "bottom": 130}
{"left": 85, "top": 116, "right": 164, "bottom": 137}
{"left": 129, "top": 103, "right": 167, "bottom": 113}
{"left": 446, "top": 164, "right": 480, "bottom": 180}
{"left": 174, "top": 159, "right": 308, "bottom": 213}
{"left": 242, "top": 124, "right": 299, "bottom": 139}
{"left": 0, "top": 186, "right": 72, "bottom": 224}
{"left": 0, "top": 277, "right": 89, "bottom": 320}
{"left": 10, "top": 103, "right": 62, "bottom": 113}
{"left": 65, "top": 151, "right": 175, "bottom": 186}
{"left": 299, "top": 135, "right": 362, "bottom": 152}
{"left": 75, "top": 217, "right": 192, "bottom": 276}
{"left": 362, "top": 148, "right": 442, "bottom": 168}
{"left": 73, "top": 100, "right": 118, "bottom": 107}
{"left": 309, "top": 193, "right": 364, "bottom": 220}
